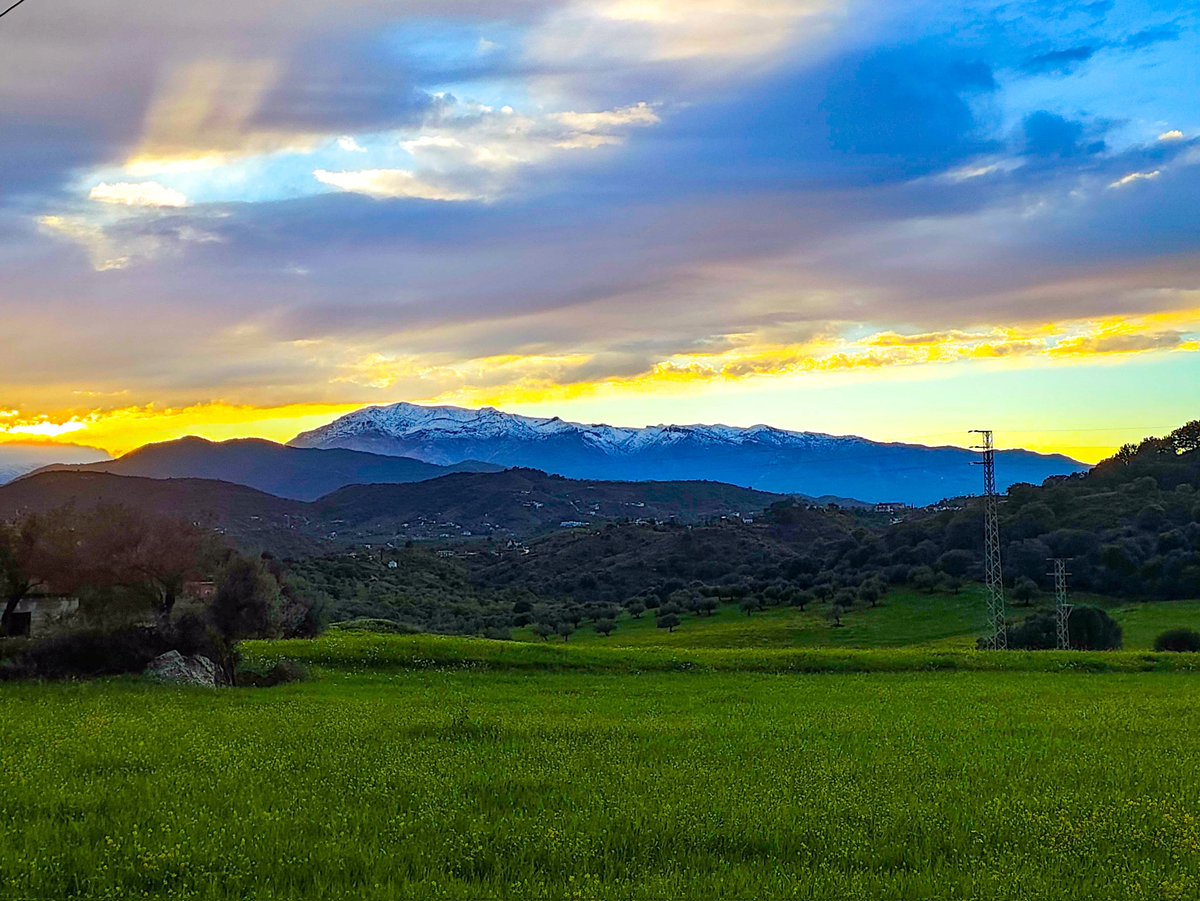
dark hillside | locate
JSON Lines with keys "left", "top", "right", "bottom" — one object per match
{"left": 313, "top": 468, "right": 781, "bottom": 541}
{"left": 0, "top": 471, "right": 321, "bottom": 555}
{"left": 29, "top": 436, "right": 501, "bottom": 501}
{"left": 886, "top": 428, "right": 1200, "bottom": 600}
{"left": 0, "top": 468, "right": 786, "bottom": 551}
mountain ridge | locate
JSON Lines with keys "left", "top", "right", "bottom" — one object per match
{"left": 0, "top": 442, "right": 111, "bottom": 485}
{"left": 290, "top": 402, "right": 1086, "bottom": 505}
{"left": 27, "top": 436, "right": 503, "bottom": 501}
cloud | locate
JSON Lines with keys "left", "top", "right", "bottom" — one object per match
{"left": 1108, "top": 169, "right": 1160, "bottom": 189}
{"left": 37, "top": 215, "right": 133, "bottom": 271}
{"left": 1123, "top": 24, "right": 1180, "bottom": 49}
{"left": 311, "top": 100, "right": 662, "bottom": 203}
{"left": 88, "top": 181, "right": 189, "bottom": 208}
{"left": 551, "top": 103, "right": 660, "bottom": 134}
{"left": 1021, "top": 111, "right": 1105, "bottom": 159}
{"left": 821, "top": 49, "right": 997, "bottom": 172}
{"left": 1158, "top": 130, "right": 1185, "bottom": 142}
{"left": 313, "top": 168, "right": 480, "bottom": 202}
{"left": 1022, "top": 46, "right": 1095, "bottom": 74}
{"left": 1, "top": 417, "right": 89, "bottom": 438}
{"left": 530, "top": 0, "right": 839, "bottom": 72}
{"left": 3, "top": 0, "right": 1200, "bottom": 452}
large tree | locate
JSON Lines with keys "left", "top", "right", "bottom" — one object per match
{"left": 209, "top": 556, "right": 284, "bottom": 644}
{"left": 75, "top": 506, "right": 214, "bottom": 629}
{"left": 0, "top": 511, "right": 75, "bottom": 637}
{"left": 1169, "top": 421, "right": 1200, "bottom": 454}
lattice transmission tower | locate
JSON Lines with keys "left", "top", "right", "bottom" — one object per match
{"left": 1048, "top": 558, "right": 1072, "bottom": 651}
{"left": 970, "top": 430, "right": 1006, "bottom": 650}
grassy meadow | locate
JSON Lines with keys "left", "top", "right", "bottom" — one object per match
{"left": 4, "top": 592, "right": 1200, "bottom": 900}
{"left": 510, "top": 587, "right": 1200, "bottom": 652}
{"left": 3, "top": 654, "right": 1200, "bottom": 900}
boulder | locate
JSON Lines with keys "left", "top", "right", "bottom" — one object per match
{"left": 145, "top": 651, "right": 222, "bottom": 687}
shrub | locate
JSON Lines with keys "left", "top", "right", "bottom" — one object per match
{"left": 1153, "top": 628, "right": 1200, "bottom": 653}
{"left": 331, "top": 618, "right": 421, "bottom": 635}
{"left": 11, "top": 626, "right": 171, "bottom": 679}
{"left": 237, "top": 658, "right": 310, "bottom": 687}
{"left": 1007, "top": 606, "right": 1123, "bottom": 651}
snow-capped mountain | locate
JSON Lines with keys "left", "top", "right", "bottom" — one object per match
{"left": 289, "top": 402, "right": 1087, "bottom": 506}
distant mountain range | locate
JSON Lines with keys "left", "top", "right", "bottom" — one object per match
{"left": 290, "top": 402, "right": 1086, "bottom": 505}
{"left": 0, "top": 468, "right": 781, "bottom": 554}
{"left": 27, "top": 437, "right": 503, "bottom": 501}
{"left": 0, "top": 442, "right": 109, "bottom": 485}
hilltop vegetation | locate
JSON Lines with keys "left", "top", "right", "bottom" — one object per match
{"left": 888, "top": 423, "right": 1200, "bottom": 600}
{"left": 274, "top": 424, "right": 1200, "bottom": 643}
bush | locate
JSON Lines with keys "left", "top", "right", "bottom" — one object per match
{"left": 331, "top": 618, "right": 421, "bottom": 635}
{"left": 236, "top": 658, "right": 310, "bottom": 687}
{"left": 1006, "top": 606, "right": 1123, "bottom": 651}
{"left": 1153, "top": 628, "right": 1200, "bottom": 653}
{"left": 6, "top": 626, "right": 172, "bottom": 680}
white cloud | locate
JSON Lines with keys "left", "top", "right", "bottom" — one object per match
{"left": 532, "top": 0, "right": 836, "bottom": 69}
{"left": 88, "top": 181, "right": 189, "bottom": 208}
{"left": 552, "top": 103, "right": 660, "bottom": 133}
{"left": 38, "top": 215, "right": 131, "bottom": 270}
{"left": 37, "top": 209, "right": 221, "bottom": 271}
{"left": 1158, "top": 130, "right": 1185, "bottom": 142}
{"left": 316, "top": 100, "right": 664, "bottom": 202}
{"left": 313, "top": 168, "right": 480, "bottom": 201}
{"left": 337, "top": 135, "right": 367, "bottom": 153}
{"left": 1108, "top": 170, "right": 1161, "bottom": 189}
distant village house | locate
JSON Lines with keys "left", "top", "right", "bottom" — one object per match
{"left": 6, "top": 594, "right": 79, "bottom": 638}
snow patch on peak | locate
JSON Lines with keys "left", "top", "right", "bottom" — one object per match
{"left": 292, "top": 401, "right": 860, "bottom": 453}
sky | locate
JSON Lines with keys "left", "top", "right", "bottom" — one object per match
{"left": 0, "top": 0, "right": 1197, "bottom": 463}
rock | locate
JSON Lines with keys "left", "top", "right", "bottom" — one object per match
{"left": 145, "top": 651, "right": 222, "bottom": 687}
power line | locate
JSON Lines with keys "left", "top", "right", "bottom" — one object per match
{"left": 0, "top": 0, "right": 30, "bottom": 21}
{"left": 900, "top": 424, "right": 1178, "bottom": 442}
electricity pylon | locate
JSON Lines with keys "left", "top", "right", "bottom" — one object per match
{"left": 970, "top": 430, "right": 1006, "bottom": 650}
{"left": 1048, "top": 558, "right": 1072, "bottom": 650}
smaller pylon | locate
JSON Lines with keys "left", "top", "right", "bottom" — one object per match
{"left": 1048, "top": 558, "right": 1072, "bottom": 650}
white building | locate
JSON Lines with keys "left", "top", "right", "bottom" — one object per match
{"left": 7, "top": 595, "right": 80, "bottom": 638}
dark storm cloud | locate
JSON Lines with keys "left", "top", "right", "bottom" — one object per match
{"left": 1021, "top": 112, "right": 1107, "bottom": 158}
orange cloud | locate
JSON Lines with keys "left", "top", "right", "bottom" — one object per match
{"left": 0, "top": 402, "right": 363, "bottom": 457}
{"left": 6, "top": 308, "right": 1197, "bottom": 460}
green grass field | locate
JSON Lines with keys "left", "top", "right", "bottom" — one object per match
{"left": 3, "top": 651, "right": 1200, "bottom": 900}
{"left": 4, "top": 593, "right": 1200, "bottom": 900}
{"left": 511, "top": 589, "right": 1200, "bottom": 652}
